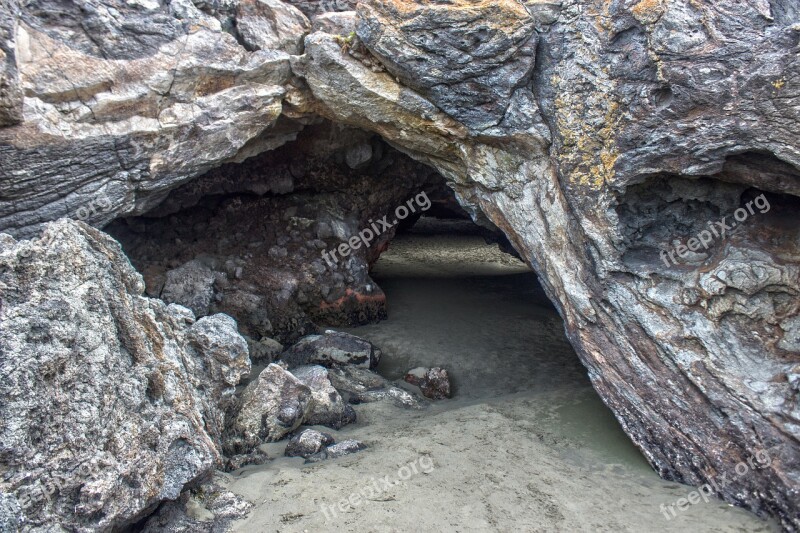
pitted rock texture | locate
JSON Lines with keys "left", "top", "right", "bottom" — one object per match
{"left": 291, "top": 365, "right": 357, "bottom": 429}
{"left": 224, "top": 363, "right": 315, "bottom": 454}
{"left": 0, "top": 220, "right": 250, "bottom": 531}
{"left": 356, "top": 0, "right": 538, "bottom": 130}
{"left": 281, "top": 330, "right": 381, "bottom": 369}
{"left": 139, "top": 476, "right": 253, "bottom": 533}
{"left": 293, "top": 0, "right": 800, "bottom": 527}
{"left": 1, "top": 0, "right": 799, "bottom": 529}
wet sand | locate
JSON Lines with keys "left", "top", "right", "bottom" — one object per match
{"left": 223, "top": 220, "right": 776, "bottom": 532}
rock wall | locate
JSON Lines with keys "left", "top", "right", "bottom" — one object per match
{"left": 0, "top": 0, "right": 799, "bottom": 530}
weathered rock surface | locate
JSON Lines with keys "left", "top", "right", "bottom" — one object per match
{"left": 224, "top": 363, "right": 314, "bottom": 454}
{"left": 1, "top": 0, "right": 799, "bottom": 528}
{"left": 404, "top": 367, "right": 451, "bottom": 400}
{"left": 285, "top": 428, "right": 335, "bottom": 458}
{"left": 237, "top": 0, "right": 311, "bottom": 55}
{"left": 0, "top": 220, "right": 250, "bottom": 531}
{"left": 306, "top": 439, "right": 367, "bottom": 463}
{"left": 281, "top": 330, "right": 381, "bottom": 369}
{"left": 0, "top": 0, "right": 295, "bottom": 238}
{"left": 140, "top": 476, "right": 253, "bottom": 533}
{"left": 108, "top": 121, "right": 441, "bottom": 341}
{"left": 291, "top": 365, "right": 357, "bottom": 429}
{"left": 0, "top": 0, "right": 22, "bottom": 126}
{"left": 162, "top": 259, "right": 225, "bottom": 318}
{"left": 328, "top": 366, "right": 426, "bottom": 410}
{"left": 356, "top": 0, "right": 538, "bottom": 130}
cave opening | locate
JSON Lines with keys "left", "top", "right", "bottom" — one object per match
{"left": 106, "top": 117, "right": 651, "bottom": 469}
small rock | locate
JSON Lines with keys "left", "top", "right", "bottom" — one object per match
{"left": 281, "top": 330, "right": 381, "bottom": 369}
{"left": 285, "top": 428, "right": 335, "bottom": 458}
{"left": 306, "top": 440, "right": 367, "bottom": 463}
{"left": 224, "top": 364, "right": 315, "bottom": 454}
{"left": 161, "top": 259, "right": 221, "bottom": 317}
{"left": 404, "top": 367, "right": 451, "bottom": 400}
{"left": 291, "top": 365, "right": 357, "bottom": 429}
{"left": 223, "top": 448, "right": 270, "bottom": 471}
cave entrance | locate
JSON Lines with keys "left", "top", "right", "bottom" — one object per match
{"left": 340, "top": 209, "right": 648, "bottom": 466}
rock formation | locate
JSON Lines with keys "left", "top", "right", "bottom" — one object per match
{"left": 0, "top": 0, "right": 799, "bottom": 530}
{"left": 0, "top": 220, "right": 250, "bottom": 531}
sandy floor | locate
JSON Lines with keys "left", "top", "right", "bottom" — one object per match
{"left": 222, "top": 220, "right": 777, "bottom": 532}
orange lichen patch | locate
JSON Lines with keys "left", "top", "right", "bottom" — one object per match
{"left": 317, "top": 288, "right": 387, "bottom": 311}
{"left": 773, "top": 78, "right": 786, "bottom": 90}
{"left": 631, "top": 0, "right": 667, "bottom": 25}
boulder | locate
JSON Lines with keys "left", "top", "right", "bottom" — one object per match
{"left": 404, "top": 367, "right": 452, "bottom": 400}
{"left": 0, "top": 220, "right": 250, "bottom": 531}
{"left": 328, "top": 366, "right": 425, "bottom": 410}
{"left": 285, "top": 428, "right": 335, "bottom": 458}
{"left": 224, "top": 364, "right": 315, "bottom": 454}
{"left": 291, "top": 365, "right": 357, "bottom": 429}
{"left": 281, "top": 330, "right": 381, "bottom": 368}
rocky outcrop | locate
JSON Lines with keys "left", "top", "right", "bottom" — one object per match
{"left": 0, "top": 0, "right": 297, "bottom": 238}
{"left": 1, "top": 0, "right": 799, "bottom": 529}
{"left": 0, "top": 220, "right": 250, "bottom": 531}
{"left": 292, "top": 1, "right": 800, "bottom": 528}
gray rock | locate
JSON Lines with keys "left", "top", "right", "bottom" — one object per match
{"left": 0, "top": 220, "right": 250, "bottom": 531}
{"left": 356, "top": 0, "right": 537, "bottom": 130}
{"left": 246, "top": 336, "right": 285, "bottom": 362}
{"left": 306, "top": 439, "right": 367, "bottom": 463}
{"left": 225, "top": 364, "right": 315, "bottom": 454}
{"left": 328, "top": 366, "right": 425, "bottom": 410}
{"left": 291, "top": 365, "right": 357, "bottom": 429}
{"left": 139, "top": 478, "right": 253, "bottom": 533}
{"left": 0, "top": 493, "right": 22, "bottom": 533}
{"left": 285, "top": 428, "right": 335, "bottom": 458}
{"left": 311, "top": 10, "right": 357, "bottom": 35}
{"left": 0, "top": 0, "right": 22, "bottom": 126}
{"left": 162, "top": 260, "right": 223, "bottom": 318}
{"left": 236, "top": 0, "right": 312, "bottom": 55}
{"left": 281, "top": 331, "right": 381, "bottom": 369}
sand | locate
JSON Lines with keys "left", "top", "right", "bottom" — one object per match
{"left": 222, "top": 220, "right": 777, "bottom": 532}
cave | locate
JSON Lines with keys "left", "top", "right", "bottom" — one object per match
{"left": 1, "top": 0, "right": 799, "bottom": 531}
